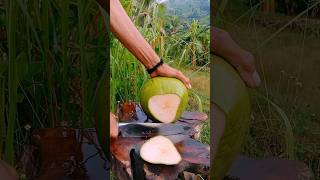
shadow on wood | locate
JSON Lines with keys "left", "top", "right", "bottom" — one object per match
{"left": 227, "top": 155, "right": 313, "bottom": 180}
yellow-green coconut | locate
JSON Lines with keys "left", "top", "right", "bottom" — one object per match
{"left": 140, "top": 77, "right": 189, "bottom": 123}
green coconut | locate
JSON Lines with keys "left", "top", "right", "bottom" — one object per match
{"left": 140, "top": 77, "right": 189, "bottom": 123}
{"left": 212, "top": 55, "right": 251, "bottom": 180}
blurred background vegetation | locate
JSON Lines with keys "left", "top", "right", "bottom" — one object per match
{"left": 214, "top": 0, "right": 319, "bottom": 179}
{"left": 0, "top": 0, "right": 108, "bottom": 165}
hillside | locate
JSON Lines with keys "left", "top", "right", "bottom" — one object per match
{"left": 161, "top": 0, "right": 210, "bottom": 24}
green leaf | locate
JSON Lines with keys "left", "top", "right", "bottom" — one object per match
{"left": 0, "top": 61, "right": 8, "bottom": 75}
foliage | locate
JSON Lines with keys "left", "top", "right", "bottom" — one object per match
{"left": 163, "top": 0, "right": 210, "bottom": 25}
{"left": 0, "top": 0, "right": 108, "bottom": 163}
{"left": 247, "top": 0, "right": 320, "bottom": 16}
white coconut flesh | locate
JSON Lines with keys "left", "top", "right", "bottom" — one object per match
{"left": 140, "top": 135, "right": 182, "bottom": 165}
{"left": 148, "top": 94, "right": 181, "bottom": 123}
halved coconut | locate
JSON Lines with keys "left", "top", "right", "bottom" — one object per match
{"left": 140, "top": 135, "right": 182, "bottom": 165}
{"left": 140, "top": 77, "right": 189, "bottom": 123}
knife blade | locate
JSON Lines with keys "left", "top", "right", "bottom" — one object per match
{"left": 118, "top": 123, "right": 193, "bottom": 138}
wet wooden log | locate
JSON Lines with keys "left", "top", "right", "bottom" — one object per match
{"left": 111, "top": 136, "right": 210, "bottom": 180}
{"left": 117, "top": 102, "right": 208, "bottom": 140}
{"left": 111, "top": 110, "right": 210, "bottom": 180}
{"left": 178, "top": 112, "right": 208, "bottom": 140}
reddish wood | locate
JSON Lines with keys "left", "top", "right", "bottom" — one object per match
{"left": 111, "top": 136, "right": 210, "bottom": 180}
{"left": 118, "top": 101, "right": 137, "bottom": 122}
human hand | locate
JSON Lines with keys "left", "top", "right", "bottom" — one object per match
{"left": 150, "top": 64, "right": 192, "bottom": 89}
{"left": 212, "top": 27, "right": 261, "bottom": 88}
{"left": 230, "top": 50, "right": 261, "bottom": 88}
{"left": 110, "top": 113, "right": 119, "bottom": 138}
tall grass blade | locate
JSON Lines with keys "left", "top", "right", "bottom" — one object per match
{"left": 16, "top": 0, "right": 44, "bottom": 54}
{"left": 192, "top": 92, "right": 203, "bottom": 113}
{"left": 214, "top": 0, "right": 228, "bottom": 25}
{"left": 41, "top": 0, "right": 56, "bottom": 127}
{"left": 0, "top": 77, "right": 5, "bottom": 156}
{"left": 232, "top": 0, "right": 264, "bottom": 25}
{"left": 252, "top": 90, "right": 295, "bottom": 160}
{"left": 78, "top": 0, "right": 88, "bottom": 127}
{"left": 6, "top": 0, "right": 18, "bottom": 164}
{"left": 256, "top": 1, "right": 320, "bottom": 50}
{"left": 60, "top": 0, "right": 69, "bottom": 121}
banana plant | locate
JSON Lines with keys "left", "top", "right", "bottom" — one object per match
{"left": 171, "top": 20, "right": 209, "bottom": 67}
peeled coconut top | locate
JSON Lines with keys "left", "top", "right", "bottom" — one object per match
{"left": 140, "top": 135, "right": 182, "bottom": 165}
{"left": 140, "top": 77, "right": 189, "bottom": 123}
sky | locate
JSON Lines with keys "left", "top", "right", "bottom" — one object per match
{"left": 155, "top": 0, "right": 169, "bottom": 4}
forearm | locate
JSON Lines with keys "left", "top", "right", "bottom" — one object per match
{"left": 110, "top": 0, "right": 160, "bottom": 69}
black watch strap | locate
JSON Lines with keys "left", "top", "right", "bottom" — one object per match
{"left": 147, "top": 59, "right": 164, "bottom": 74}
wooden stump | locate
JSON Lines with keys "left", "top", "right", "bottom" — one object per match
{"left": 111, "top": 110, "right": 210, "bottom": 180}
{"left": 17, "top": 128, "right": 109, "bottom": 180}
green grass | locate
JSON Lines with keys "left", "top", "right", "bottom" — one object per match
{"left": 6, "top": 0, "right": 18, "bottom": 164}
{"left": 78, "top": 0, "right": 87, "bottom": 127}
{"left": 219, "top": 1, "right": 320, "bottom": 178}
{"left": 60, "top": 0, "right": 69, "bottom": 121}
{"left": 0, "top": 77, "right": 4, "bottom": 156}
{"left": 0, "top": 0, "right": 108, "bottom": 164}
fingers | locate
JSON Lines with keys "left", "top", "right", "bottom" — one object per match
{"left": 175, "top": 70, "right": 192, "bottom": 89}
{"left": 252, "top": 70, "right": 261, "bottom": 88}
{"left": 151, "top": 64, "right": 192, "bottom": 89}
{"left": 110, "top": 113, "right": 119, "bottom": 138}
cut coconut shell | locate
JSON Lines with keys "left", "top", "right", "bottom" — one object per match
{"left": 212, "top": 55, "right": 251, "bottom": 180}
{"left": 140, "top": 77, "right": 188, "bottom": 123}
{"left": 140, "top": 135, "right": 182, "bottom": 165}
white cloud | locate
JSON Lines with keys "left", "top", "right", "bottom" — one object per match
{"left": 156, "top": 0, "right": 169, "bottom": 4}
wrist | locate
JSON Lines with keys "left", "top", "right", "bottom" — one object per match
{"left": 144, "top": 56, "right": 161, "bottom": 69}
{"left": 147, "top": 58, "right": 164, "bottom": 74}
